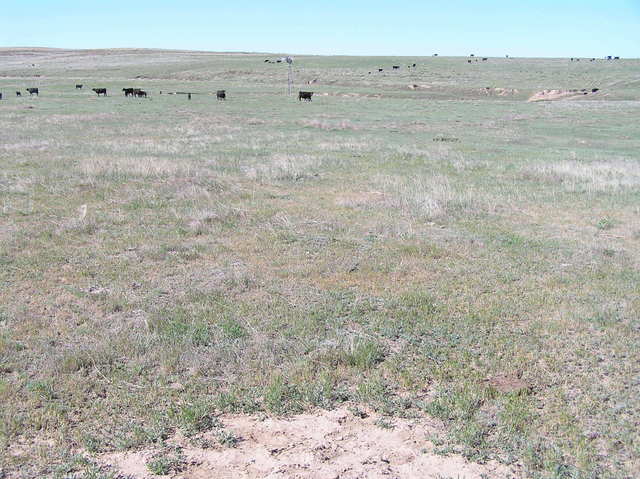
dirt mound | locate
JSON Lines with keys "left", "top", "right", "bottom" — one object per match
{"left": 100, "top": 408, "right": 521, "bottom": 478}
{"left": 527, "top": 88, "right": 599, "bottom": 102}
{"left": 482, "top": 87, "right": 519, "bottom": 96}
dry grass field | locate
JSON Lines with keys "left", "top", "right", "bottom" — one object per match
{"left": 1, "top": 48, "right": 639, "bottom": 478}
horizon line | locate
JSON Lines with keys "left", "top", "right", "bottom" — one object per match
{"left": 0, "top": 46, "right": 636, "bottom": 60}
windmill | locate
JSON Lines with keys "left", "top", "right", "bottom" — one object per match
{"left": 285, "top": 56, "right": 294, "bottom": 95}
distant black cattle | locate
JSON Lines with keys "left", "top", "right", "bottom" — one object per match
{"left": 392, "top": 65, "right": 400, "bottom": 70}
{"left": 92, "top": 88, "right": 107, "bottom": 96}
{"left": 378, "top": 68, "right": 383, "bottom": 72}
{"left": 0, "top": 93, "right": 2, "bottom": 100}
{"left": 188, "top": 93, "right": 191, "bottom": 100}
{"left": 76, "top": 84, "right": 83, "bottom": 89}
{"left": 606, "top": 56, "right": 612, "bottom": 60}
{"left": 264, "top": 59, "right": 270, "bottom": 62}
{"left": 467, "top": 60, "right": 472, "bottom": 63}
{"left": 217, "top": 90, "right": 226, "bottom": 100}
{"left": 412, "top": 63, "right": 416, "bottom": 67}
{"left": 592, "top": 88, "right": 599, "bottom": 93}
{"left": 614, "top": 56, "right": 620, "bottom": 60}
{"left": 16, "top": 91, "right": 21, "bottom": 97}
{"left": 134, "top": 89, "right": 147, "bottom": 97}
{"left": 298, "top": 91, "right": 313, "bottom": 101}
{"left": 27, "top": 88, "right": 39, "bottom": 96}
{"left": 123, "top": 88, "right": 135, "bottom": 97}
{"left": 482, "top": 57, "right": 488, "bottom": 61}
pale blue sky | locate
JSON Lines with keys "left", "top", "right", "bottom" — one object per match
{"left": 1, "top": 1, "right": 638, "bottom": 57}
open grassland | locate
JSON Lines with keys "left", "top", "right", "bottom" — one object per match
{"left": 1, "top": 49, "right": 640, "bottom": 478}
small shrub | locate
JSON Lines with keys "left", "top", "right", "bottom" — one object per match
{"left": 146, "top": 451, "right": 186, "bottom": 475}
{"left": 216, "top": 428, "right": 240, "bottom": 447}
{"left": 596, "top": 217, "right": 615, "bottom": 230}
{"left": 177, "top": 401, "right": 220, "bottom": 434}
{"left": 347, "top": 339, "right": 386, "bottom": 370}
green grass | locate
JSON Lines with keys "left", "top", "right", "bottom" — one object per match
{"left": 1, "top": 48, "right": 639, "bottom": 478}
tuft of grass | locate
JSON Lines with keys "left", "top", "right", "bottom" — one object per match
{"left": 146, "top": 449, "right": 186, "bottom": 475}
{"left": 175, "top": 401, "right": 220, "bottom": 435}
{"left": 595, "top": 217, "right": 615, "bottom": 230}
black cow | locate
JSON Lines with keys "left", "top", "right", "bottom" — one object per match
{"left": 614, "top": 56, "right": 620, "bottom": 60}
{"left": 134, "top": 89, "right": 147, "bottom": 98}
{"left": 392, "top": 65, "right": 400, "bottom": 70}
{"left": 412, "top": 63, "right": 416, "bottom": 67}
{"left": 468, "top": 60, "right": 472, "bottom": 63}
{"left": 592, "top": 88, "right": 599, "bottom": 93}
{"left": 216, "top": 90, "right": 226, "bottom": 100}
{"left": 482, "top": 57, "right": 488, "bottom": 61}
{"left": 92, "top": 88, "right": 107, "bottom": 96}
{"left": 27, "top": 88, "right": 39, "bottom": 96}
{"left": 378, "top": 68, "right": 383, "bottom": 72}
{"left": 188, "top": 93, "right": 191, "bottom": 100}
{"left": 16, "top": 91, "right": 21, "bottom": 97}
{"left": 76, "top": 84, "right": 83, "bottom": 89}
{"left": 606, "top": 56, "right": 612, "bottom": 60}
{"left": 122, "top": 88, "right": 134, "bottom": 97}
{"left": 0, "top": 93, "right": 2, "bottom": 100}
{"left": 298, "top": 91, "right": 313, "bottom": 101}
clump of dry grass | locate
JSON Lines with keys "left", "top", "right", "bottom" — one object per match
{"left": 373, "top": 174, "right": 479, "bottom": 220}
{"left": 526, "top": 158, "right": 640, "bottom": 192}
{"left": 80, "top": 155, "right": 195, "bottom": 179}
{"left": 300, "top": 119, "right": 358, "bottom": 131}
{"left": 243, "top": 153, "right": 322, "bottom": 182}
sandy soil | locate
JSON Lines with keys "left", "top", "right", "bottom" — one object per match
{"left": 101, "top": 408, "right": 522, "bottom": 478}
{"left": 527, "top": 88, "right": 598, "bottom": 102}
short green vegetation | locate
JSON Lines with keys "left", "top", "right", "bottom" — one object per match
{"left": 1, "top": 49, "right": 639, "bottom": 478}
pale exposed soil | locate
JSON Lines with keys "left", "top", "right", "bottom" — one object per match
{"left": 527, "top": 88, "right": 599, "bottom": 102}
{"left": 101, "top": 408, "right": 522, "bottom": 478}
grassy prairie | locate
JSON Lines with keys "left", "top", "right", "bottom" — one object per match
{"left": 1, "top": 48, "right": 639, "bottom": 478}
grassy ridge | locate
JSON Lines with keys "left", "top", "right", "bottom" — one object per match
{"left": 1, "top": 50, "right": 639, "bottom": 478}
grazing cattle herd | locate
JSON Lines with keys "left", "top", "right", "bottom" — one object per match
{"left": 0, "top": 56, "right": 626, "bottom": 104}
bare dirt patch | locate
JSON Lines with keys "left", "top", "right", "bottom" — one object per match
{"left": 100, "top": 408, "right": 521, "bottom": 478}
{"left": 527, "top": 89, "right": 599, "bottom": 102}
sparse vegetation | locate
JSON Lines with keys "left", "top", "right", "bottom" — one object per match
{"left": 1, "top": 49, "right": 639, "bottom": 478}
